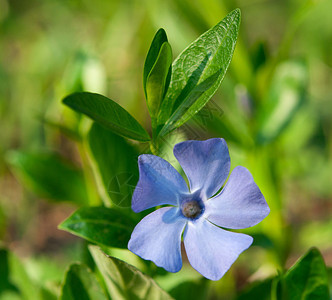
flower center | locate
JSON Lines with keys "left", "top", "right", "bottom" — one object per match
{"left": 181, "top": 199, "right": 204, "bottom": 219}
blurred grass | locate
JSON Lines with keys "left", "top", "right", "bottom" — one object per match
{"left": 0, "top": 0, "right": 331, "bottom": 298}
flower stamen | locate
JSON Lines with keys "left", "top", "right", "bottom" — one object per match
{"left": 181, "top": 200, "right": 204, "bottom": 219}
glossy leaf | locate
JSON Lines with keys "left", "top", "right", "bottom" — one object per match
{"left": 146, "top": 42, "right": 172, "bottom": 117}
{"left": 63, "top": 92, "right": 150, "bottom": 141}
{"left": 143, "top": 28, "right": 168, "bottom": 98}
{"left": 6, "top": 151, "right": 88, "bottom": 204}
{"left": 88, "top": 122, "right": 138, "bottom": 208}
{"left": 157, "top": 8, "right": 241, "bottom": 136}
{"left": 282, "top": 248, "right": 329, "bottom": 300}
{"left": 60, "top": 263, "right": 107, "bottom": 300}
{"left": 58, "top": 206, "right": 136, "bottom": 249}
{"left": 257, "top": 60, "right": 308, "bottom": 144}
{"left": 89, "top": 246, "right": 173, "bottom": 300}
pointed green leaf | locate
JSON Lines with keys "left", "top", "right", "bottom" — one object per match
{"left": 63, "top": 92, "right": 150, "bottom": 141}
{"left": 157, "top": 8, "right": 241, "bottom": 136}
{"left": 282, "top": 248, "right": 329, "bottom": 300}
{"left": 143, "top": 28, "right": 168, "bottom": 98}
{"left": 89, "top": 246, "right": 173, "bottom": 300}
{"left": 60, "top": 263, "right": 107, "bottom": 300}
{"left": 6, "top": 151, "right": 88, "bottom": 205}
{"left": 58, "top": 207, "right": 136, "bottom": 249}
{"left": 146, "top": 42, "right": 172, "bottom": 117}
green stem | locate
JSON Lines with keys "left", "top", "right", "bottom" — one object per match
{"left": 150, "top": 116, "right": 159, "bottom": 155}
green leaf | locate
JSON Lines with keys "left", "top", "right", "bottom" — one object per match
{"left": 282, "top": 247, "right": 330, "bottom": 300}
{"left": 146, "top": 42, "right": 172, "bottom": 118}
{"left": 60, "top": 263, "right": 107, "bottom": 300}
{"left": 157, "top": 8, "right": 241, "bottom": 136}
{"left": 89, "top": 246, "right": 173, "bottom": 300}
{"left": 257, "top": 60, "right": 308, "bottom": 144}
{"left": 6, "top": 151, "right": 88, "bottom": 204}
{"left": 143, "top": 28, "right": 168, "bottom": 98}
{"left": 63, "top": 92, "right": 150, "bottom": 141}
{"left": 159, "top": 70, "right": 221, "bottom": 136}
{"left": 58, "top": 206, "right": 136, "bottom": 249}
{"left": 88, "top": 122, "right": 138, "bottom": 208}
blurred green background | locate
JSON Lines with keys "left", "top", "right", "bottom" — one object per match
{"left": 0, "top": 0, "right": 331, "bottom": 299}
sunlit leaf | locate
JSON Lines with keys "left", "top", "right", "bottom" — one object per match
{"left": 157, "top": 8, "right": 241, "bottom": 136}
{"left": 89, "top": 246, "right": 173, "bottom": 300}
{"left": 60, "top": 263, "right": 107, "bottom": 300}
{"left": 58, "top": 206, "right": 136, "bottom": 249}
{"left": 159, "top": 70, "right": 221, "bottom": 136}
{"left": 146, "top": 42, "right": 172, "bottom": 118}
{"left": 143, "top": 29, "right": 168, "bottom": 94}
{"left": 6, "top": 151, "right": 88, "bottom": 204}
{"left": 63, "top": 92, "right": 150, "bottom": 141}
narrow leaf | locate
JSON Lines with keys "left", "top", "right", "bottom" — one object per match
{"left": 143, "top": 28, "right": 168, "bottom": 98}
{"left": 89, "top": 246, "right": 173, "bottom": 300}
{"left": 60, "top": 263, "right": 107, "bottom": 300}
{"left": 157, "top": 8, "right": 241, "bottom": 136}
{"left": 282, "top": 248, "right": 329, "bottom": 300}
{"left": 63, "top": 92, "right": 150, "bottom": 141}
{"left": 58, "top": 206, "right": 136, "bottom": 249}
{"left": 146, "top": 42, "right": 172, "bottom": 117}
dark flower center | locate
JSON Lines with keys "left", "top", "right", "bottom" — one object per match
{"left": 181, "top": 199, "right": 204, "bottom": 219}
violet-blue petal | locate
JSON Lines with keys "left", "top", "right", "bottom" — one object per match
{"left": 132, "top": 154, "right": 188, "bottom": 212}
{"left": 173, "top": 139, "right": 230, "bottom": 199}
{"left": 128, "top": 207, "right": 187, "bottom": 272}
{"left": 183, "top": 218, "right": 253, "bottom": 280}
{"left": 205, "top": 166, "right": 270, "bottom": 229}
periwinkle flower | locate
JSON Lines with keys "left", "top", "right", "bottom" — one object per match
{"left": 128, "top": 138, "right": 270, "bottom": 280}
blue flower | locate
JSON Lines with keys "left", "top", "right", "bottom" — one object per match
{"left": 128, "top": 138, "right": 270, "bottom": 280}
